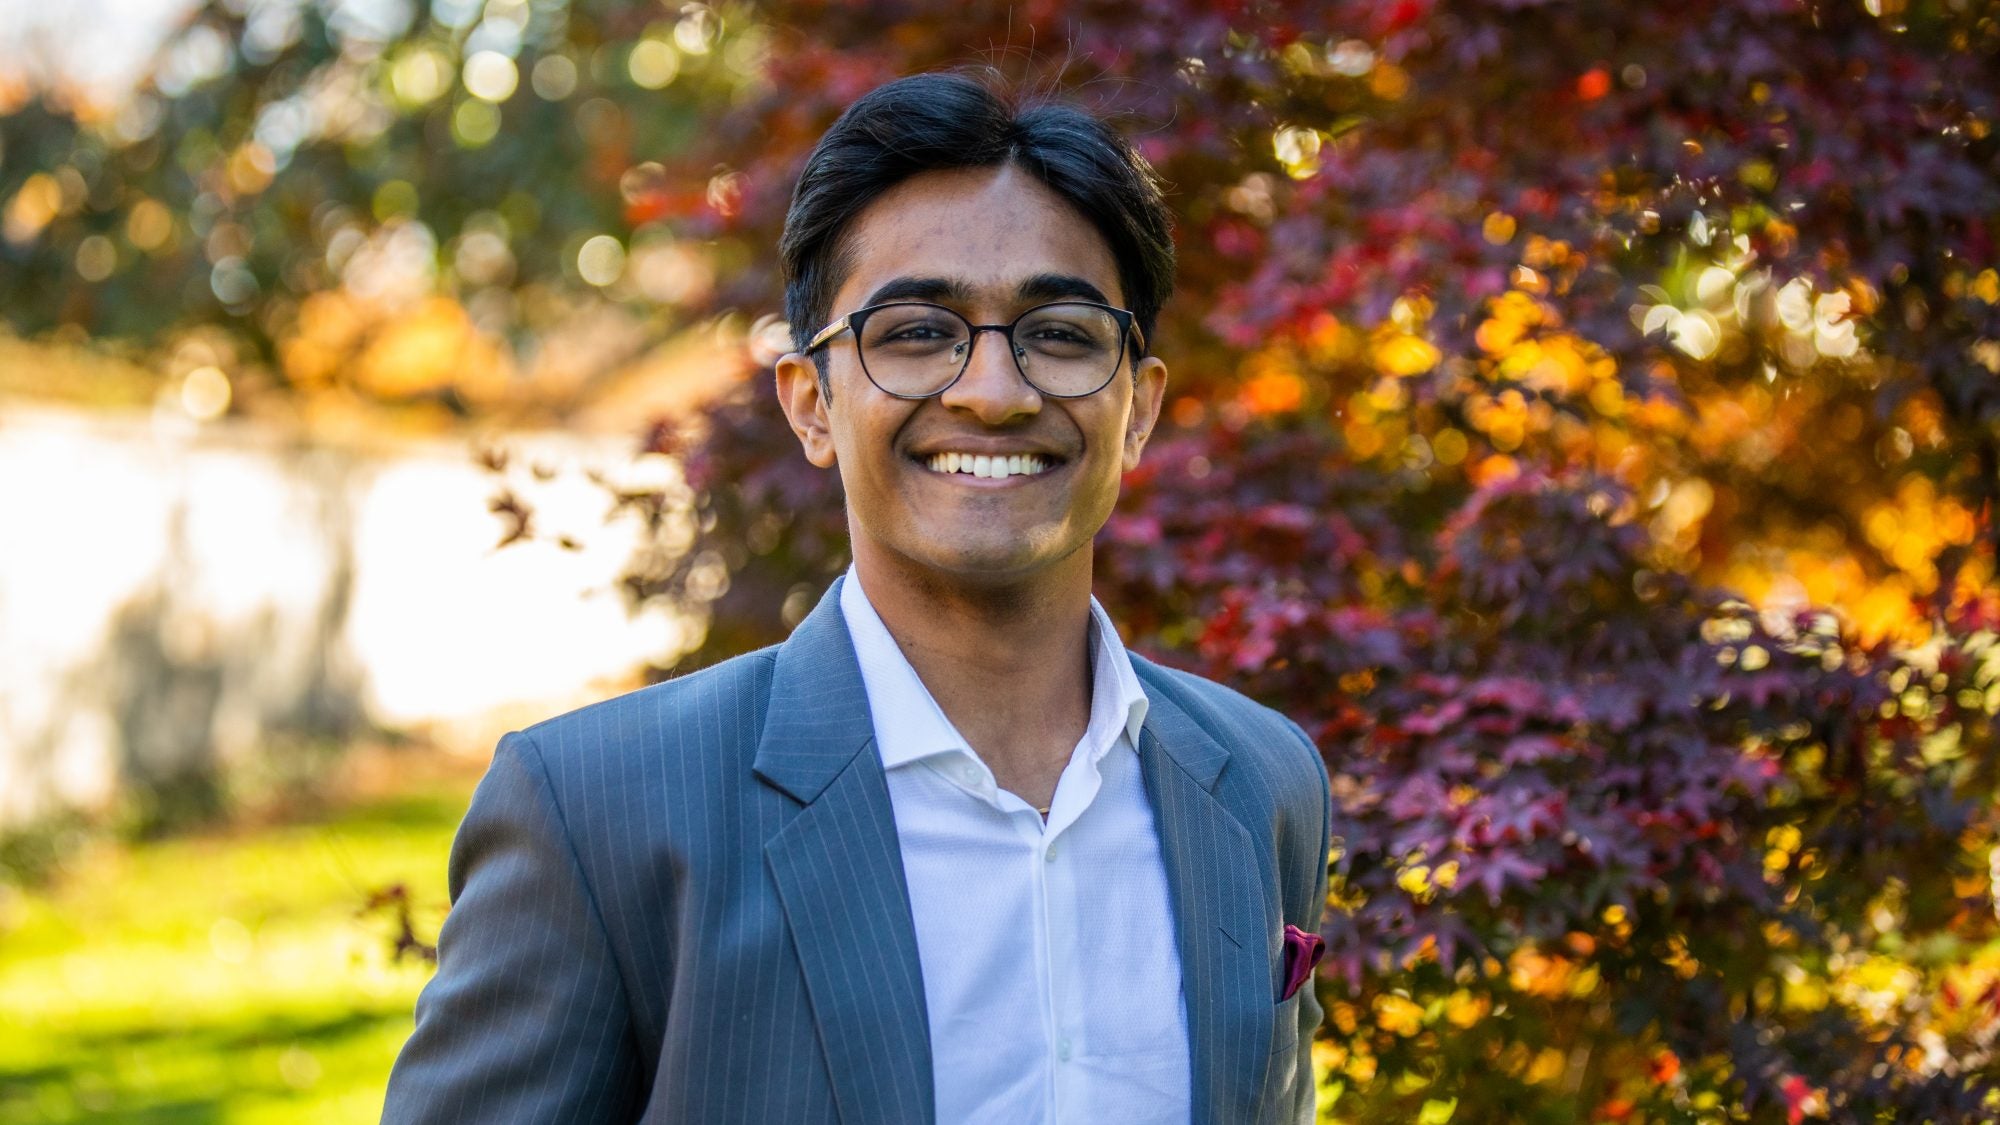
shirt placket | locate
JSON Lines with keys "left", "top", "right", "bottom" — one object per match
{"left": 1042, "top": 814, "right": 1077, "bottom": 1123}
{"left": 981, "top": 784, "right": 1052, "bottom": 1123}
{"left": 1041, "top": 754, "right": 1104, "bottom": 1124}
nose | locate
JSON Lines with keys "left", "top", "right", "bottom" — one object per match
{"left": 938, "top": 325, "right": 1042, "bottom": 425}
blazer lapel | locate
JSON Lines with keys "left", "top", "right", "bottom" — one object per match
{"left": 756, "top": 579, "right": 935, "bottom": 1125}
{"left": 1135, "top": 670, "right": 1280, "bottom": 1122}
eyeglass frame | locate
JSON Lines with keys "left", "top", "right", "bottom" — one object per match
{"left": 802, "top": 299, "right": 1149, "bottom": 401}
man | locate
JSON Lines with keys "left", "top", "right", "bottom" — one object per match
{"left": 384, "top": 72, "right": 1330, "bottom": 1125}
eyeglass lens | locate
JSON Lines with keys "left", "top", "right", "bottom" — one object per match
{"left": 856, "top": 303, "right": 1124, "bottom": 398}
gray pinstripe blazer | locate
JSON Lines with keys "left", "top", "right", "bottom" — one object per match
{"left": 383, "top": 578, "right": 1330, "bottom": 1124}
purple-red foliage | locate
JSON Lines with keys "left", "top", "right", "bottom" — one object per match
{"left": 1104, "top": 423, "right": 1994, "bottom": 1118}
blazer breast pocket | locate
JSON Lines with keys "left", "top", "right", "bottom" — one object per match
{"left": 1272, "top": 989, "right": 1301, "bottom": 1051}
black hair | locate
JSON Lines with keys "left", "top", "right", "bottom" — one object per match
{"left": 779, "top": 71, "right": 1175, "bottom": 382}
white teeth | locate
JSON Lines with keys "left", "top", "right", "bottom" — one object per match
{"left": 923, "top": 453, "right": 1053, "bottom": 478}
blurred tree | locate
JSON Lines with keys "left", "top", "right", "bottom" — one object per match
{"left": 6, "top": 0, "right": 2000, "bottom": 1120}
{"left": 0, "top": 0, "right": 767, "bottom": 427}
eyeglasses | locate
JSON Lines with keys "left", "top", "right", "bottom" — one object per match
{"left": 803, "top": 300, "right": 1144, "bottom": 400}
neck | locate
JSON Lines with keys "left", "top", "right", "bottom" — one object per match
{"left": 851, "top": 539, "right": 1096, "bottom": 808}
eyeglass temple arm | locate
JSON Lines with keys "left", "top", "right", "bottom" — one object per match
{"left": 805, "top": 315, "right": 851, "bottom": 353}
{"left": 1114, "top": 311, "right": 1148, "bottom": 364}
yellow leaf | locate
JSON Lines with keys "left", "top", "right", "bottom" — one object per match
{"left": 1374, "top": 993, "right": 1426, "bottom": 1037}
{"left": 1443, "top": 989, "right": 1490, "bottom": 1028}
{"left": 1375, "top": 333, "right": 1440, "bottom": 376}
{"left": 1419, "top": 1096, "right": 1459, "bottom": 1124}
{"left": 1526, "top": 1047, "right": 1568, "bottom": 1085}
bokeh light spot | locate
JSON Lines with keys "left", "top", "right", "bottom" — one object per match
{"left": 391, "top": 47, "right": 453, "bottom": 107}
{"left": 225, "top": 143, "right": 276, "bottom": 196}
{"left": 1327, "top": 39, "right": 1375, "bottom": 77}
{"left": 75, "top": 235, "right": 116, "bottom": 281}
{"left": 1273, "top": 125, "right": 1322, "bottom": 180}
{"left": 1670, "top": 310, "right": 1721, "bottom": 359}
{"left": 126, "top": 198, "right": 173, "bottom": 251}
{"left": 180, "top": 366, "right": 232, "bottom": 420}
{"left": 530, "top": 54, "right": 577, "bottom": 100}
{"left": 372, "top": 180, "right": 419, "bottom": 221}
{"left": 705, "top": 170, "right": 744, "bottom": 218}
{"left": 210, "top": 259, "right": 259, "bottom": 307}
{"left": 462, "top": 51, "right": 518, "bottom": 103}
{"left": 628, "top": 40, "right": 680, "bottom": 89}
{"left": 452, "top": 99, "right": 501, "bottom": 147}
{"left": 1695, "top": 266, "right": 1736, "bottom": 304}
{"left": 3, "top": 171, "right": 63, "bottom": 244}
{"left": 673, "top": 5, "right": 721, "bottom": 55}
{"left": 577, "top": 235, "right": 626, "bottom": 287}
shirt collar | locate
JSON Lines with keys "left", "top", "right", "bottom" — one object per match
{"left": 838, "top": 566, "right": 1149, "bottom": 772}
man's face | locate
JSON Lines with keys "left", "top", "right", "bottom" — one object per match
{"left": 776, "top": 164, "right": 1167, "bottom": 589}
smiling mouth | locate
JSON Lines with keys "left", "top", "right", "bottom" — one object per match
{"left": 920, "top": 452, "right": 1058, "bottom": 479}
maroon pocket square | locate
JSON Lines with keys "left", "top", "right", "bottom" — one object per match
{"left": 1281, "top": 924, "right": 1325, "bottom": 1001}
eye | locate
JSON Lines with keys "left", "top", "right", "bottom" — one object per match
{"left": 881, "top": 322, "right": 951, "bottom": 341}
{"left": 1016, "top": 305, "right": 1117, "bottom": 355}
{"left": 861, "top": 306, "right": 966, "bottom": 352}
{"left": 1025, "top": 323, "right": 1092, "bottom": 344}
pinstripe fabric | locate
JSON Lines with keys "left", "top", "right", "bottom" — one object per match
{"left": 1131, "top": 659, "right": 1333, "bottom": 1125}
{"left": 381, "top": 578, "right": 1329, "bottom": 1124}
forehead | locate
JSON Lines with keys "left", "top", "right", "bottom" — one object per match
{"left": 832, "top": 164, "right": 1124, "bottom": 311}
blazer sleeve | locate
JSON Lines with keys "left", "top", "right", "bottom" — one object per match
{"left": 1283, "top": 716, "right": 1332, "bottom": 1125}
{"left": 382, "top": 731, "right": 642, "bottom": 1124}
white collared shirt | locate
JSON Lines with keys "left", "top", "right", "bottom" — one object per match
{"left": 840, "top": 569, "right": 1191, "bottom": 1125}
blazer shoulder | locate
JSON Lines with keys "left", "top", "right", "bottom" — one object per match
{"left": 516, "top": 644, "right": 780, "bottom": 767}
{"left": 1131, "top": 653, "right": 1326, "bottom": 791}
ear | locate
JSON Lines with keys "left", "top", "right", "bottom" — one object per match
{"left": 1122, "top": 354, "right": 1168, "bottom": 471}
{"left": 775, "top": 352, "right": 838, "bottom": 468}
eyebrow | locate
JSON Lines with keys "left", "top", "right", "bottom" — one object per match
{"left": 858, "top": 273, "right": 1116, "bottom": 311}
{"left": 861, "top": 276, "right": 974, "bottom": 307}
{"left": 1016, "top": 273, "right": 1112, "bottom": 307}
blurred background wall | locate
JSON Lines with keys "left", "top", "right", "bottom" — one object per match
{"left": 0, "top": 398, "right": 692, "bottom": 832}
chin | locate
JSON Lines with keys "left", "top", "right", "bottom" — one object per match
{"left": 899, "top": 532, "right": 1083, "bottom": 585}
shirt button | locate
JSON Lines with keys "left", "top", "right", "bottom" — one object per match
{"left": 1044, "top": 843, "right": 1059, "bottom": 862}
{"left": 1057, "top": 1037, "right": 1072, "bottom": 1062}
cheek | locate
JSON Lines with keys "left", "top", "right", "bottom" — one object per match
{"left": 1087, "top": 401, "right": 1138, "bottom": 463}
{"left": 828, "top": 402, "right": 911, "bottom": 488}
{"left": 1074, "top": 445, "right": 1129, "bottom": 513}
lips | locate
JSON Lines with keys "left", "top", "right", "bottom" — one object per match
{"left": 921, "top": 451, "right": 1054, "bottom": 479}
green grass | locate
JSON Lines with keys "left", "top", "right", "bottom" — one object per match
{"left": 0, "top": 778, "right": 473, "bottom": 1124}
